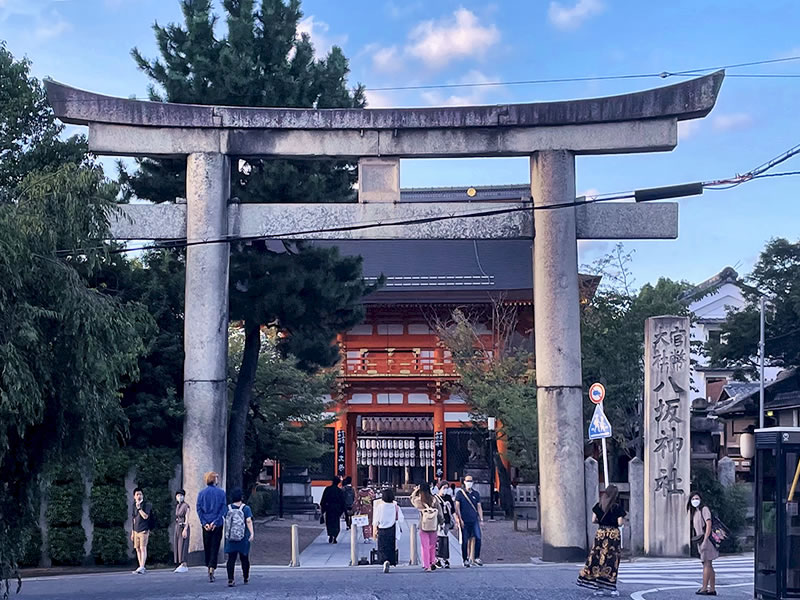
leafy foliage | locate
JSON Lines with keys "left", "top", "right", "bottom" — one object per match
{"left": 710, "top": 238, "right": 800, "bottom": 375}
{"left": 89, "top": 485, "right": 128, "bottom": 529}
{"left": 0, "top": 43, "right": 86, "bottom": 202}
{"left": 581, "top": 244, "right": 692, "bottom": 460}
{"left": 47, "top": 527, "right": 86, "bottom": 567}
{"left": 134, "top": 449, "right": 179, "bottom": 564}
{"left": 690, "top": 466, "right": 748, "bottom": 553}
{"left": 90, "top": 528, "right": 129, "bottom": 565}
{"left": 229, "top": 328, "right": 336, "bottom": 491}
{"left": 0, "top": 47, "right": 148, "bottom": 578}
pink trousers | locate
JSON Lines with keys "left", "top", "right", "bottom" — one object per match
{"left": 419, "top": 530, "right": 438, "bottom": 569}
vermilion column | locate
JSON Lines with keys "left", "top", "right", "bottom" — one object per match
{"left": 434, "top": 400, "right": 445, "bottom": 481}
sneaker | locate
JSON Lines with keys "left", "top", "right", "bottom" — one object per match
{"left": 473, "top": 558, "right": 483, "bottom": 566}
{"left": 228, "top": 580, "right": 235, "bottom": 587}
{"left": 243, "top": 577, "right": 249, "bottom": 585}
{"left": 444, "top": 560, "right": 451, "bottom": 569}
{"left": 383, "top": 560, "right": 390, "bottom": 573}
{"left": 463, "top": 560, "right": 471, "bottom": 568}
{"left": 132, "top": 567, "right": 144, "bottom": 574}
{"left": 174, "top": 565, "right": 188, "bottom": 573}
{"left": 208, "top": 568, "right": 215, "bottom": 583}
{"left": 431, "top": 564, "right": 437, "bottom": 571}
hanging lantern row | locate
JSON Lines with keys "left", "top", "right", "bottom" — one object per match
{"left": 355, "top": 437, "right": 436, "bottom": 467}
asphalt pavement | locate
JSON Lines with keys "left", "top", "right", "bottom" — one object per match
{"left": 16, "top": 555, "right": 754, "bottom": 600}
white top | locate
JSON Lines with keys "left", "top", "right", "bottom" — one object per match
{"left": 372, "top": 500, "right": 405, "bottom": 531}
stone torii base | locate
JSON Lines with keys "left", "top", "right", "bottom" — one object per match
{"left": 45, "top": 71, "right": 723, "bottom": 561}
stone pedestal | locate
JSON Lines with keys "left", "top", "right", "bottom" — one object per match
{"left": 644, "top": 316, "right": 691, "bottom": 557}
{"left": 463, "top": 463, "right": 491, "bottom": 508}
{"left": 281, "top": 466, "right": 316, "bottom": 514}
{"left": 629, "top": 456, "right": 645, "bottom": 555}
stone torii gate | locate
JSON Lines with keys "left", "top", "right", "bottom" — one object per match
{"left": 45, "top": 71, "right": 723, "bottom": 561}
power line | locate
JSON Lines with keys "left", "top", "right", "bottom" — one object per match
{"left": 368, "top": 55, "right": 800, "bottom": 92}
{"left": 705, "top": 143, "right": 800, "bottom": 189}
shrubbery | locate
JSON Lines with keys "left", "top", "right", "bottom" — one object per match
{"left": 248, "top": 485, "right": 278, "bottom": 518}
{"left": 691, "top": 466, "right": 749, "bottom": 553}
{"left": 46, "top": 468, "right": 86, "bottom": 565}
{"left": 19, "top": 527, "right": 42, "bottom": 568}
{"left": 90, "top": 451, "right": 131, "bottom": 564}
{"left": 135, "top": 448, "right": 179, "bottom": 564}
{"left": 91, "top": 527, "right": 128, "bottom": 565}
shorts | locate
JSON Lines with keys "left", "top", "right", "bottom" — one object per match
{"left": 133, "top": 530, "right": 150, "bottom": 551}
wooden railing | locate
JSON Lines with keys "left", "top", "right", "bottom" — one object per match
{"left": 342, "top": 353, "right": 457, "bottom": 377}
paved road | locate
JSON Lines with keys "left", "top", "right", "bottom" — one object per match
{"left": 17, "top": 555, "right": 754, "bottom": 600}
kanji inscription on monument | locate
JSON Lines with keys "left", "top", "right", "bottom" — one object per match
{"left": 644, "top": 316, "right": 691, "bottom": 556}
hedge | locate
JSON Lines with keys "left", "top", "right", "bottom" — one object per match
{"left": 47, "top": 526, "right": 86, "bottom": 566}
{"left": 91, "top": 527, "right": 129, "bottom": 565}
{"left": 248, "top": 486, "right": 278, "bottom": 518}
{"left": 90, "top": 484, "right": 128, "bottom": 528}
{"left": 45, "top": 485, "right": 84, "bottom": 527}
{"left": 19, "top": 527, "right": 43, "bottom": 568}
{"left": 135, "top": 448, "right": 179, "bottom": 564}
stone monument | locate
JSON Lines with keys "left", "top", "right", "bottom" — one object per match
{"left": 644, "top": 316, "right": 691, "bottom": 556}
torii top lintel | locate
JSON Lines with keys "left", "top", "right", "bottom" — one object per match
{"left": 43, "top": 71, "right": 723, "bottom": 158}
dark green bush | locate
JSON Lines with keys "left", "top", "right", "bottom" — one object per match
{"left": 691, "top": 465, "right": 749, "bottom": 553}
{"left": 46, "top": 485, "right": 84, "bottom": 527}
{"left": 135, "top": 449, "right": 178, "bottom": 490}
{"left": 146, "top": 529, "right": 172, "bottom": 564}
{"left": 94, "top": 451, "right": 131, "bottom": 483}
{"left": 91, "top": 527, "right": 129, "bottom": 565}
{"left": 248, "top": 487, "right": 278, "bottom": 517}
{"left": 19, "top": 527, "right": 42, "bottom": 568}
{"left": 90, "top": 484, "right": 128, "bottom": 528}
{"left": 48, "top": 526, "right": 86, "bottom": 566}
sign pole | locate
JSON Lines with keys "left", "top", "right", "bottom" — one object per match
{"left": 601, "top": 436, "right": 610, "bottom": 489}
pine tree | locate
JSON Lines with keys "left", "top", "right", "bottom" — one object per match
{"left": 125, "top": 0, "right": 376, "bottom": 491}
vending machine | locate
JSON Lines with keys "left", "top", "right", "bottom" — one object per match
{"left": 755, "top": 428, "right": 800, "bottom": 598}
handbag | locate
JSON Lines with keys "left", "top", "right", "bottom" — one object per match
{"left": 319, "top": 514, "right": 325, "bottom": 525}
{"left": 708, "top": 513, "right": 730, "bottom": 549}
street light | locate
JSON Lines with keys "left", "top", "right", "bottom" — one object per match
{"left": 487, "top": 417, "right": 496, "bottom": 521}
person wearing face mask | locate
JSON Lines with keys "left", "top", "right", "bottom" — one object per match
{"left": 435, "top": 481, "right": 456, "bottom": 569}
{"left": 688, "top": 492, "right": 718, "bottom": 596}
{"left": 577, "top": 484, "right": 625, "bottom": 596}
{"left": 173, "top": 489, "right": 191, "bottom": 573}
{"left": 454, "top": 475, "right": 483, "bottom": 567}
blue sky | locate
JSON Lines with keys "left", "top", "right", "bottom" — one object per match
{"left": 2, "top": 0, "right": 799, "bottom": 288}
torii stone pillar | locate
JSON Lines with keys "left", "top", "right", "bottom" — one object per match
{"left": 44, "top": 71, "right": 724, "bottom": 561}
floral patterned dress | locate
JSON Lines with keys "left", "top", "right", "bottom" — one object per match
{"left": 355, "top": 486, "right": 376, "bottom": 540}
{"left": 577, "top": 502, "right": 626, "bottom": 592}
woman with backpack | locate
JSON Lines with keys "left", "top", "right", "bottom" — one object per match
{"left": 224, "top": 488, "right": 254, "bottom": 588}
{"left": 411, "top": 482, "right": 444, "bottom": 572}
{"left": 688, "top": 491, "right": 718, "bottom": 596}
{"left": 576, "top": 484, "right": 626, "bottom": 596}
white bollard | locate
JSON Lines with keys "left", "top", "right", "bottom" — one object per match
{"left": 409, "top": 524, "right": 419, "bottom": 566}
{"left": 350, "top": 523, "right": 357, "bottom": 566}
{"left": 290, "top": 524, "right": 300, "bottom": 567}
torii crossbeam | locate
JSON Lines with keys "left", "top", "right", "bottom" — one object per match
{"left": 46, "top": 71, "right": 723, "bottom": 562}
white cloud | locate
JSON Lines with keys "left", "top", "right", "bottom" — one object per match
{"left": 35, "top": 17, "right": 71, "bottom": 40}
{"left": 548, "top": 0, "right": 604, "bottom": 31}
{"left": 678, "top": 120, "right": 702, "bottom": 141}
{"left": 712, "top": 113, "right": 754, "bottom": 132}
{"left": 419, "top": 70, "right": 502, "bottom": 106}
{"left": 0, "top": 0, "right": 71, "bottom": 40}
{"left": 364, "top": 89, "right": 394, "bottom": 108}
{"left": 372, "top": 45, "right": 400, "bottom": 72}
{"left": 406, "top": 8, "right": 500, "bottom": 69}
{"left": 297, "top": 15, "right": 348, "bottom": 58}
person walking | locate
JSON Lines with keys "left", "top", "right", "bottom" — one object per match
{"left": 224, "top": 488, "right": 254, "bottom": 588}
{"left": 342, "top": 476, "right": 356, "bottom": 531}
{"left": 130, "top": 488, "right": 152, "bottom": 574}
{"left": 576, "top": 484, "right": 626, "bottom": 597}
{"left": 320, "top": 476, "right": 346, "bottom": 544}
{"left": 689, "top": 492, "right": 718, "bottom": 596}
{"left": 372, "top": 487, "right": 405, "bottom": 573}
{"left": 411, "top": 482, "right": 444, "bottom": 572}
{"left": 355, "top": 479, "right": 376, "bottom": 542}
{"left": 435, "top": 481, "right": 456, "bottom": 569}
{"left": 454, "top": 475, "right": 484, "bottom": 567}
{"left": 197, "top": 471, "right": 227, "bottom": 583}
{"left": 173, "top": 489, "right": 190, "bottom": 573}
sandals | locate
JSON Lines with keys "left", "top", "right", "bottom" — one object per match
{"left": 696, "top": 590, "right": 717, "bottom": 596}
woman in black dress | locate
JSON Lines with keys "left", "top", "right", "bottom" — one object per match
{"left": 577, "top": 484, "right": 626, "bottom": 596}
{"left": 320, "top": 476, "right": 346, "bottom": 543}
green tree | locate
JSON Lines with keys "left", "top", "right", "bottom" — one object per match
{"left": 581, "top": 244, "right": 692, "bottom": 460}
{"left": 0, "top": 43, "right": 86, "bottom": 202}
{"left": 125, "top": 0, "right": 376, "bottom": 491}
{"left": 433, "top": 302, "right": 536, "bottom": 516}
{"left": 709, "top": 238, "right": 800, "bottom": 375}
{"left": 0, "top": 164, "right": 148, "bottom": 584}
{"left": 229, "top": 327, "right": 335, "bottom": 491}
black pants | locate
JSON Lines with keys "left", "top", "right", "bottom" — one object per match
{"left": 461, "top": 520, "right": 482, "bottom": 561}
{"left": 202, "top": 526, "right": 223, "bottom": 569}
{"left": 325, "top": 511, "right": 342, "bottom": 539}
{"left": 226, "top": 551, "right": 250, "bottom": 582}
{"left": 377, "top": 525, "right": 397, "bottom": 565}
